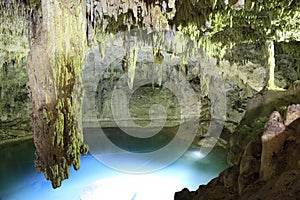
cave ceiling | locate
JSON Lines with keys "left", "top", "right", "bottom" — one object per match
{"left": 1, "top": 0, "right": 300, "bottom": 65}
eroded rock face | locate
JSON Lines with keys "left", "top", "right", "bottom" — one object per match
{"left": 175, "top": 104, "right": 300, "bottom": 200}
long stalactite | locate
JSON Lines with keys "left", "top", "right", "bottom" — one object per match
{"left": 26, "top": 0, "right": 88, "bottom": 188}
{"left": 265, "top": 40, "right": 276, "bottom": 89}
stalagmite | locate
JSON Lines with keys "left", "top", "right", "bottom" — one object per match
{"left": 260, "top": 111, "right": 286, "bottom": 181}
{"left": 27, "top": 0, "right": 88, "bottom": 188}
{"left": 260, "top": 104, "right": 300, "bottom": 181}
{"left": 285, "top": 104, "right": 300, "bottom": 140}
{"left": 285, "top": 104, "right": 300, "bottom": 126}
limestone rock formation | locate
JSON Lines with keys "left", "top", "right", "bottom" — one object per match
{"left": 26, "top": 0, "right": 88, "bottom": 188}
{"left": 260, "top": 111, "right": 286, "bottom": 181}
{"left": 175, "top": 104, "right": 300, "bottom": 200}
{"left": 228, "top": 82, "right": 300, "bottom": 166}
{"left": 1, "top": 0, "right": 300, "bottom": 191}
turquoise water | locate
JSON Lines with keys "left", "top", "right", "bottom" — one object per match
{"left": 0, "top": 129, "right": 228, "bottom": 200}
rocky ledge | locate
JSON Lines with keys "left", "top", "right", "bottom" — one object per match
{"left": 175, "top": 104, "right": 300, "bottom": 200}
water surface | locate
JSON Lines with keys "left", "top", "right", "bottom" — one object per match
{"left": 0, "top": 128, "right": 228, "bottom": 200}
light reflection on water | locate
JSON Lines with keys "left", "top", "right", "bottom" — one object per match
{"left": 0, "top": 132, "right": 228, "bottom": 200}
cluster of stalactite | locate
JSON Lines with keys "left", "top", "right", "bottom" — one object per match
{"left": 0, "top": 0, "right": 41, "bottom": 42}
{"left": 84, "top": 0, "right": 300, "bottom": 63}
{"left": 208, "top": 0, "right": 300, "bottom": 56}
{"left": 85, "top": 0, "right": 224, "bottom": 48}
{"left": 0, "top": 1, "right": 28, "bottom": 65}
{"left": 2, "top": 0, "right": 300, "bottom": 61}
{"left": 86, "top": 0, "right": 175, "bottom": 33}
{"left": 102, "top": 29, "right": 201, "bottom": 90}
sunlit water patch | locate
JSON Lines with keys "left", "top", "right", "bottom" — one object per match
{"left": 0, "top": 129, "right": 228, "bottom": 200}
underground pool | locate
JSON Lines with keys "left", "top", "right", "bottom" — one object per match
{"left": 0, "top": 128, "right": 228, "bottom": 200}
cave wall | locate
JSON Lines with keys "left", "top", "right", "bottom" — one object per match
{"left": 82, "top": 37, "right": 268, "bottom": 140}
{"left": 0, "top": 2, "right": 32, "bottom": 143}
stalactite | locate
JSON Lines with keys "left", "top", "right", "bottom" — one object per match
{"left": 154, "top": 49, "right": 164, "bottom": 85}
{"left": 99, "top": 42, "right": 106, "bottom": 59}
{"left": 85, "top": 0, "right": 177, "bottom": 34}
{"left": 181, "top": 57, "right": 188, "bottom": 76}
{"left": 266, "top": 40, "right": 276, "bottom": 89}
{"left": 124, "top": 46, "right": 138, "bottom": 90}
{"left": 95, "top": 30, "right": 109, "bottom": 59}
{"left": 27, "top": 0, "right": 88, "bottom": 188}
{"left": 152, "top": 31, "right": 166, "bottom": 86}
{"left": 0, "top": 0, "right": 31, "bottom": 69}
{"left": 110, "top": 62, "right": 114, "bottom": 86}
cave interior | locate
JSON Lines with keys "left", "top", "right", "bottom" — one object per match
{"left": 0, "top": 0, "right": 300, "bottom": 199}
